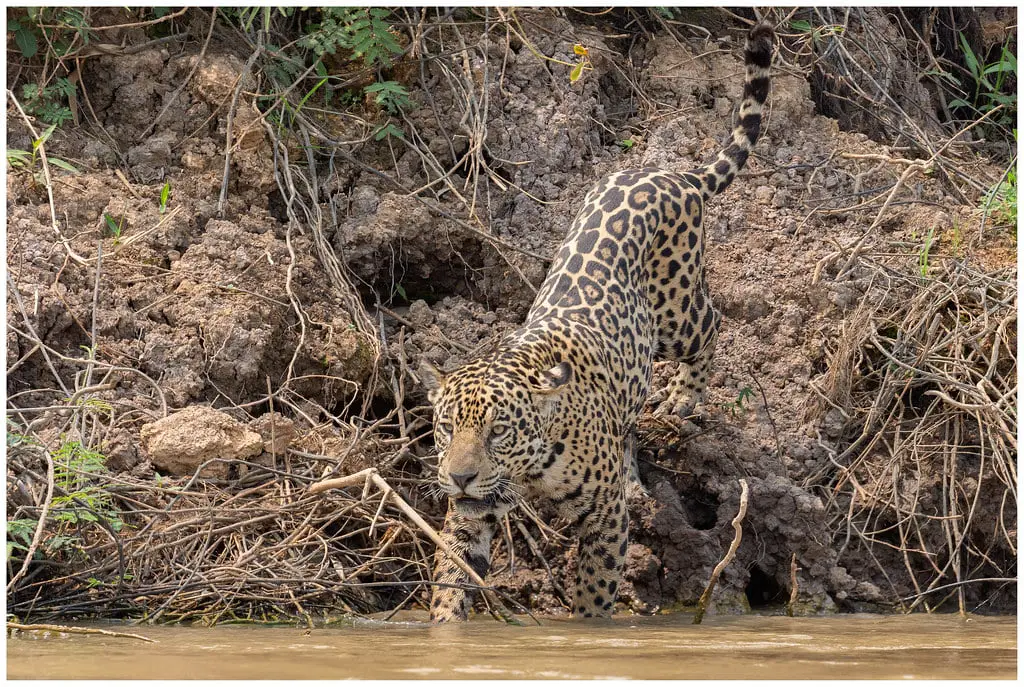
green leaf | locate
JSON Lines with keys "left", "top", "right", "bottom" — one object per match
{"left": 14, "top": 25, "right": 38, "bottom": 59}
{"left": 790, "top": 20, "right": 812, "bottom": 33}
{"left": 33, "top": 124, "right": 56, "bottom": 150}
{"left": 374, "top": 122, "right": 404, "bottom": 141}
{"left": 54, "top": 77, "right": 77, "bottom": 98}
{"left": 395, "top": 283, "right": 408, "bottom": 302}
{"left": 7, "top": 518, "right": 38, "bottom": 541}
{"left": 298, "top": 77, "right": 328, "bottom": 112}
{"left": 7, "top": 149, "right": 31, "bottom": 168}
{"left": 159, "top": 182, "right": 170, "bottom": 212}
{"left": 48, "top": 157, "right": 80, "bottom": 173}
{"left": 959, "top": 32, "right": 980, "bottom": 80}
{"left": 104, "top": 213, "right": 121, "bottom": 237}
{"left": 570, "top": 62, "right": 584, "bottom": 83}
{"left": 983, "top": 61, "right": 1012, "bottom": 77}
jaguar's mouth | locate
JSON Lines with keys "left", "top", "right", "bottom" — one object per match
{"left": 449, "top": 481, "right": 517, "bottom": 517}
{"left": 452, "top": 494, "right": 499, "bottom": 516}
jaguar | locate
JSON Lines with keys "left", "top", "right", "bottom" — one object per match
{"left": 421, "top": 22, "right": 774, "bottom": 622}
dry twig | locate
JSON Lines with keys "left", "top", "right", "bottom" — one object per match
{"left": 693, "top": 479, "right": 749, "bottom": 624}
{"left": 7, "top": 622, "right": 155, "bottom": 643}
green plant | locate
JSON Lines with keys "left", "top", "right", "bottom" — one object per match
{"left": 653, "top": 8, "right": 684, "bottom": 20}
{"left": 569, "top": 43, "right": 592, "bottom": 83}
{"left": 984, "top": 153, "right": 1017, "bottom": 229}
{"left": 948, "top": 33, "right": 1016, "bottom": 131}
{"left": 6, "top": 124, "right": 80, "bottom": 176}
{"left": 8, "top": 8, "right": 95, "bottom": 60}
{"left": 6, "top": 519, "right": 37, "bottom": 559}
{"left": 618, "top": 139, "right": 635, "bottom": 151}
{"left": 8, "top": 17, "right": 40, "bottom": 58}
{"left": 918, "top": 227, "right": 936, "bottom": 277}
{"left": 231, "top": 6, "right": 295, "bottom": 32}
{"left": 364, "top": 80, "right": 411, "bottom": 115}
{"left": 103, "top": 213, "right": 124, "bottom": 241}
{"left": 949, "top": 218, "right": 964, "bottom": 257}
{"left": 789, "top": 19, "right": 845, "bottom": 43}
{"left": 298, "top": 8, "right": 403, "bottom": 68}
{"left": 51, "top": 440, "right": 124, "bottom": 532}
{"left": 6, "top": 435, "right": 123, "bottom": 569}
{"left": 8, "top": 8, "right": 96, "bottom": 128}
{"left": 373, "top": 122, "right": 405, "bottom": 141}
{"left": 721, "top": 386, "right": 755, "bottom": 417}
{"left": 20, "top": 78, "right": 76, "bottom": 127}
{"left": 159, "top": 182, "right": 171, "bottom": 214}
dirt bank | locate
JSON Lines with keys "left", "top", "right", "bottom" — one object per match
{"left": 6, "top": 7, "right": 1016, "bottom": 621}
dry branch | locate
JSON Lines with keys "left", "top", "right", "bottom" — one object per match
{"left": 693, "top": 478, "right": 749, "bottom": 624}
{"left": 787, "top": 553, "right": 799, "bottom": 617}
{"left": 7, "top": 622, "right": 155, "bottom": 643}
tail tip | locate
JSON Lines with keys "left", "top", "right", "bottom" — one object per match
{"left": 748, "top": 21, "right": 775, "bottom": 47}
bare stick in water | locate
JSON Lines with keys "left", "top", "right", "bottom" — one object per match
{"left": 7, "top": 622, "right": 155, "bottom": 643}
{"left": 787, "top": 552, "right": 799, "bottom": 617}
{"left": 693, "top": 478, "right": 749, "bottom": 625}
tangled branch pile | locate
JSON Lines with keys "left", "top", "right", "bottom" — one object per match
{"left": 808, "top": 255, "right": 1016, "bottom": 612}
{"left": 7, "top": 439, "right": 439, "bottom": 623}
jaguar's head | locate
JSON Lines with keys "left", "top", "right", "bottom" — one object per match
{"left": 420, "top": 357, "right": 572, "bottom": 518}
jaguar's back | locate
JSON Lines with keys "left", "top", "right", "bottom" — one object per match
{"left": 526, "top": 21, "right": 774, "bottom": 422}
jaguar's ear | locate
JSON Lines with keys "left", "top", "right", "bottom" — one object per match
{"left": 530, "top": 361, "right": 573, "bottom": 395}
{"left": 419, "top": 360, "right": 446, "bottom": 405}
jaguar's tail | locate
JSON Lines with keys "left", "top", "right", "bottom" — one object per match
{"left": 685, "top": 22, "right": 774, "bottom": 203}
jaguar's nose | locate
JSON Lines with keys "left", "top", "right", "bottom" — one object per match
{"left": 449, "top": 470, "right": 479, "bottom": 492}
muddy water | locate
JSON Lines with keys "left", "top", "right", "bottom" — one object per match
{"left": 7, "top": 613, "right": 1015, "bottom": 680}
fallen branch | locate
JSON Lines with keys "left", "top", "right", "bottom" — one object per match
{"left": 309, "top": 468, "right": 523, "bottom": 624}
{"left": 786, "top": 552, "right": 799, "bottom": 617}
{"left": 693, "top": 478, "right": 749, "bottom": 624}
{"left": 7, "top": 622, "right": 155, "bottom": 643}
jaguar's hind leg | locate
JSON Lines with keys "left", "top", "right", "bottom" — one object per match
{"left": 651, "top": 296, "right": 722, "bottom": 421}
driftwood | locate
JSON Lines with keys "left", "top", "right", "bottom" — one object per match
{"left": 693, "top": 479, "right": 749, "bottom": 624}
{"left": 787, "top": 553, "right": 799, "bottom": 617}
{"left": 7, "top": 621, "right": 155, "bottom": 643}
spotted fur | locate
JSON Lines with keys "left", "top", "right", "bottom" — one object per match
{"left": 421, "top": 23, "right": 774, "bottom": 622}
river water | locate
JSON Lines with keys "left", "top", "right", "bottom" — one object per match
{"left": 7, "top": 612, "right": 1016, "bottom": 680}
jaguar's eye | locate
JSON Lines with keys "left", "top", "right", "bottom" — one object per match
{"left": 490, "top": 423, "right": 509, "bottom": 439}
{"left": 437, "top": 421, "right": 454, "bottom": 436}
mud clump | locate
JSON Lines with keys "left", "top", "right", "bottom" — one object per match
{"left": 140, "top": 406, "right": 263, "bottom": 479}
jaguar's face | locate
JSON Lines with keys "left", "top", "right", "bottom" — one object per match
{"left": 432, "top": 399, "right": 519, "bottom": 518}
{"left": 421, "top": 359, "right": 572, "bottom": 518}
